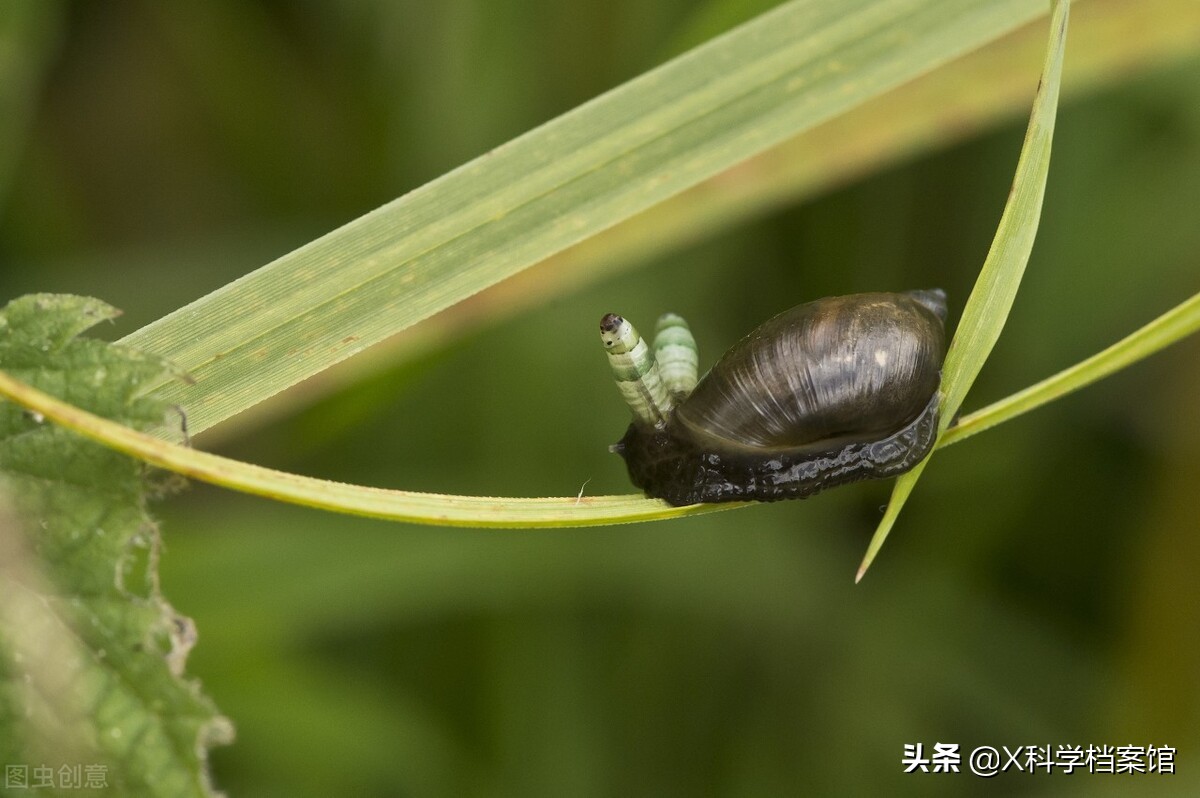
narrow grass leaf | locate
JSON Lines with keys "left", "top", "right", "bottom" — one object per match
{"left": 857, "top": 0, "right": 1069, "bottom": 582}
{"left": 941, "top": 290, "right": 1200, "bottom": 448}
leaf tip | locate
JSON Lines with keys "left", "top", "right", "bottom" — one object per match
{"left": 854, "top": 554, "right": 873, "bottom": 584}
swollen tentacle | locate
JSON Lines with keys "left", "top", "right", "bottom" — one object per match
{"left": 600, "top": 313, "right": 673, "bottom": 427}
{"left": 652, "top": 313, "right": 699, "bottom": 400}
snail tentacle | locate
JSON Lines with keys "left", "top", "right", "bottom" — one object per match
{"left": 652, "top": 313, "right": 699, "bottom": 400}
{"left": 600, "top": 313, "right": 673, "bottom": 427}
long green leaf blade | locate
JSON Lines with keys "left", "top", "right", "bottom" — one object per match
{"left": 120, "top": 0, "right": 1049, "bottom": 437}
{"left": 857, "top": 0, "right": 1069, "bottom": 582}
{"left": 194, "top": 0, "right": 1200, "bottom": 441}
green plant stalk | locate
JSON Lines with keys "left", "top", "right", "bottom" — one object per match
{"left": 857, "top": 0, "right": 1069, "bottom": 582}
{"left": 1, "top": 288, "right": 1196, "bottom": 528}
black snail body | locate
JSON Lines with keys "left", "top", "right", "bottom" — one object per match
{"left": 600, "top": 290, "right": 948, "bottom": 506}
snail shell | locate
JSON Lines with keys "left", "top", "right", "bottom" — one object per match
{"left": 603, "top": 290, "right": 947, "bottom": 505}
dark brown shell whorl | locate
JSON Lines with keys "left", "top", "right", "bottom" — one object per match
{"left": 674, "top": 291, "right": 946, "bottom": 455}
{"left": 603, "top": 289, "right": 948, "bottom": 505}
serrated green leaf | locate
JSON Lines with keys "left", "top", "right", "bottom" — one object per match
{"left": 0, "top": 295, "right": 230, "bottom": 797}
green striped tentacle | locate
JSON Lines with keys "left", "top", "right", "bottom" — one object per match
{"left": 652, "top": 313, "right": 699, "bottom": 399}
{"left": 600, "top": 313, "right": 673, "bottom": 427}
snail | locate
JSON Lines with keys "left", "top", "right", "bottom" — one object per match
{"left": 600, "top": 290, "right": 948, "bottom": 506}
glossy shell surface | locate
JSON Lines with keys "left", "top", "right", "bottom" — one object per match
{"left": 615, "top": 290, "right": 947, "bottom": 505}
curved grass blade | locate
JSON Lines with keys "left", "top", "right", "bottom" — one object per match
{"left": 941, "top": 290, "right": 1200, "bottom": 449}
{"left": 857, "top": 0, "right": 1070, "bottom": 583}
{"left": 0, "top": 369, "right": 739, "bottom": 528}
{"left": 120, "top": 0, "right": 1052, "bottom": 438}
{"left": 0, "top": 288, "right": 1194, "bottom": 531}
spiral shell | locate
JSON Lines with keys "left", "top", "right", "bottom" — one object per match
{"left": 600, "top": 290, "right": 947, "bottom": 505}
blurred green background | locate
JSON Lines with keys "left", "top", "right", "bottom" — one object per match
{"left": 2, "top": 1, "right": 1199, "bottom": 796}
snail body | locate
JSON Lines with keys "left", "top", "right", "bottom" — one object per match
{"left": 600, "top": 290, "right": 947, "bottom": 506}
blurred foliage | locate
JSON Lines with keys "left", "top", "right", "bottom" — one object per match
{"left": 0, "top": 1, "right": 1198, "bottom": 796}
